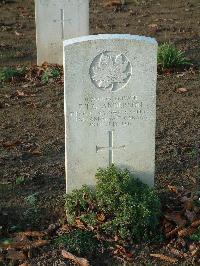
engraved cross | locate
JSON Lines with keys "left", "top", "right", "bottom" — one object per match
{"left": 53, "top": 9, "right": 72, "bottom": 39}
{"left": 96, "top": 131, "right": 125, "bottom": 166}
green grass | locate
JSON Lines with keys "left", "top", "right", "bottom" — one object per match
{"left": 15, "top": 176, "right": 26, "bottom": 186}
{"left": 23, "top": 193, "right": 41, "bottom": 227}
{"left": 41, "top": 67, "right": 60, "bottom": 83}
{"left": 190, "top": 226, "right": 200, "bottom": 242}
{"left": 158, "top": 43, "right": 189, "bottom": 69}
{"left": 0, "top": 65, "right": 61, "bottom": 83}
{"left": 0, "top": 66, "right": 26, "bottom": 82}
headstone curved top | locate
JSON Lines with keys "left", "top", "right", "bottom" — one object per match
{"left": 64, "top": 34, "right": 157, "bottom": 192}
{"left": 35, "top": 0, "right": 89, "bottom": 65}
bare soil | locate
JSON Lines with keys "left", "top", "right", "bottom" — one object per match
{"left": 0, "top": 0, "right": 200, "bottom": 265}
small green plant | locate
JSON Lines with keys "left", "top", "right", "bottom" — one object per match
{"left": 158, "top": 43, "right": 189, "bottom": 69}
{"left": 15, "top": 176, "right": 26, "bottom": 186}
{"left": 145, "top": 263, "right": 153, "bottom": 266}
{"left": 65, "top": 185, "right": 96, "bottom": 224}
{"left": 0, "top": 66, "right": 25, "bottom": 82}
{"left": 25, "top": 193, "right": 38, "bottom": 205}
{"left": 55, "top": 229, "right": 102, "bottom": 258}
{"left": 41, "top": 67, "right": 60, "bottom": 83}
{"left": 0, "top": 238, "right": 13, "bottom": 246}
{"left": 65, "top": 165, "right": 161, "bottom": 242}
{"left": 190, "top": 226, "right": 200, "bottom": 242}
{"left": 24, "top": 193, "right": 40, "bottom": 226}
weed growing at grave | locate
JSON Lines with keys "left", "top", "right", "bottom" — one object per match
{"left": 190, "top": 226, "right": 200, "bottom": 242}
{"left": 157, "top": 43, "right": 189, "bottom": 69}
{"left": 15, "top": 176, "right": 26, "bottom": 186}
{"left": 25, "top": 193, "right": 38, "bottom": 206}
{"left": 145, "top": 263, "right": 154, "bottom": 266}
{"left": 55, "top": 229, "right": 103, "bottom": 258}
{"left": 41, "top": 67, "right": 60, "bottom": 83}
{"left": 24, "top": 193, "right": 40, "bottom": 227}
{"left": 65, "top": 165, "right": 161, "bottom": 242}
{"left": 65, "top": 185, "right": 96, "bottom": 224}
{"left": 0, "top": 66, "right": 26, "bottom": 82}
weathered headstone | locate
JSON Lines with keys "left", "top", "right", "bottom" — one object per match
{"left": 64, "top": 34, "right": 157, "bottom": 192}
{"left": 35, "top": 0, "right": 89, "bottom": 65}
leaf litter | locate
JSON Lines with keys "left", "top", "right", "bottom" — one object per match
{"left": 0, "top": 63, "right": 63, "bottom": 85}
{"left": 1, "top": 184, "right": 200, "bottom": 265}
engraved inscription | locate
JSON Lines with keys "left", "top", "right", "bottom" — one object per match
{"left": 90, "top": 52, "right": 132, "bottom": 92}
{"left": 53, "top": 9, "right": 72, "bottom": 40}
{"left": 70, "top": 95, "right": 154, "bottom": 127}
{"left": 96, "top": 131, "right": 125, "bottom": 165}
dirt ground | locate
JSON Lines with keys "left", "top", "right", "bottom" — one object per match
{"left": 0, "top": 0, "right": 200, "bottom": 265}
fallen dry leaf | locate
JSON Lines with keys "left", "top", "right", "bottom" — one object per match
{"left": 6, "top": 249, "right": 27, "bottom": 261}
{"left": 176, "top": 87, "right": 188, "bottom": 93}
{"left": 21, "top": 83, "right": 31, "bottom": 88}
{"left": 20, "top": 11, "right": 31, "bottom": 18}
{"left": 10, "top": 90, "right": 36, "bottom": 99}
{"left": 27, "top": 102, "right": 37, "bottom": 108}
{"left": 17, "top": 231, "right": 46, "bottom": 238}
{"left": 29, "top": 148, "right": 42, "bottom": 156}
{"left": 189, "top": 243, "right": 197, "bottom": 252}
{"left": 164, "top": 212, "right": 187, "bottom": 227}
{"left": 178, "top": 227, "right": 195, "bottom": 237}
{"left": 168, "top": 185, "right": 178, "bottom": 193}
{"left": 177, "top": 73, "right": 186, "bottom": 78}
{"left": 191, "top": 219, "right": 200, "bottom": 228}
{"left": 163, "top": 69, "right": 173, "bottom": 75}
{"left": 12, "top": 235, "right": 31, "bottom": 245}
{"left": 103, "top": 0, "right": 123, "bottom": 8}
{"left": 114, "top": 235, "right": 119, "bottom": 242}
{"left": 148, "top": 23, "right": 159, "bottom": 33}
{"left": 2, "top": 140, "right": 22, "bottom": 149}
{"left": 191, "top": 247, "right": 199, "bottom": 257}
{"left": 166, "top": 227, "right": 181, "bottom": 238}
{"left": 15, "top": 31, "right": 23, "bottom": 36}
{"left": 75, "top": 218, "right": 86, "bottom": 229}
{"left": 56, "top": 224, "right": 70, "bottom": 235}
{"left": 113, "top": 245, "right": 126, "bottom": 255}
{"left": 10, "top": 90, "right": 27, "bottom": 99}
{"left": 28, "top": 240, "right": 49, "bottom": 249}
{"left": 41, "top": 61, "right": 49, "bottom": 69}
{"left": 87, "top": 202, "right": 95, "bottom": 211}
{"left": 150, "top": 253, "right": 178, "bottom": 264}
{"left": 62, "top": 250, "right": 90, "bottom": 266}
{"left": 148, "top": 23, "right": 158, "bottom": 28}
{"left": 113, "top": 245, "right": 134, "bottom": 262}
{"left": 183, "top": 199, "right": 194, "bottom": 210}
{"left": 97, "top": 212, "right": 106, "bottom": 222}
{"left": 14, "top": 90, "right": 27, "bottom": 98}
{"left": 169, "top": 248, "right": 185, "bottom": 259}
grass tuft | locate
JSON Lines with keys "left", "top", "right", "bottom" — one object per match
{"left": 158, "top": 43, "right": 189, "bottom": 69}
{"left": 41, "top": 67, "right": 60, "bottom": 83}
{"left": 0, "top": 66, "right": 26, "bottom": 82}
{"left": 190, "top": 226, "right": 200, "bottom": 242}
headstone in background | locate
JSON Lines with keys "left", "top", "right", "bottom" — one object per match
{"left": 64, "top": 34, "right": 157, "bottom": 193}
{"left": 35, "top": 0, "right": 89, "bottom": 65}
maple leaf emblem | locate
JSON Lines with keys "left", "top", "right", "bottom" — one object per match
{"left": 90, "top": 52, "right": 132, "bottom": 91}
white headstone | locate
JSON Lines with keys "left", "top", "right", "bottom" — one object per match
{"left": 64, "top": 34, "right": 157, "bottom": 193}
{"left": 35, "top": 0, "right": 89, "bottom": 65}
